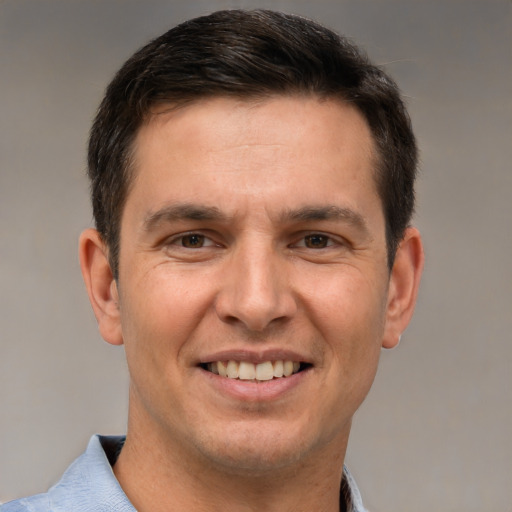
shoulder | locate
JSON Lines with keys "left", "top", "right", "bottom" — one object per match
{"left": 0, "top": 493, "right": 51, "bottom": 512}
{"left": 1, "top": 435, "right": 129, "bottom": 512}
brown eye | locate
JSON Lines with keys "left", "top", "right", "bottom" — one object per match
{"left": 181, "top": 234, "right": 205, "bottom": 248}
{"left": 304, "top": 234, "right": 330, "bottom": 248}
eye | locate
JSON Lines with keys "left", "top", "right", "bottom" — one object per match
{"left": 169, "top": 233, "right": 217, "bottom": 249}
{"left": 181, "top": 234, "right": 206, "bottom": 248}
{"left": 302, "top": 234, "right": 332, "bottom": 249}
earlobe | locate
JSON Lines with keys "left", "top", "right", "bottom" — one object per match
{"left": 382, "top": 227, "right": 424, "bottom": 349}
{"left": 79, "top": 228, "right": 124, "bottom": 346}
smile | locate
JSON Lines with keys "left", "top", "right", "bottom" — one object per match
{"left": 204, "top": 360, "right": 308, "bottom": 381}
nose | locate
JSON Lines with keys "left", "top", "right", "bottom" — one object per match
{"left": 215, "top": 242, "right": 297, "bottom": 332}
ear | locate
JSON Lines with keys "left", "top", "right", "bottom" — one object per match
{"left": 79, "top": 228, "right": 123, "bottom": 346}
{"left": 381, "top": 227, "right": 424, "bottom": 349}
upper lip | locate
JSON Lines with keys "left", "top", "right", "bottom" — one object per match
{"left": 197, "top": 348, "right": 312, "bottom": 365}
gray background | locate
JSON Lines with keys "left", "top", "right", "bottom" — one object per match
{"left": 1, "top": 1, "right": 510, "bottom": 510}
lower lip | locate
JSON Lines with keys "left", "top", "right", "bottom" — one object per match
{"left": 199, "top": 367, "right": 311, "bottom": 402}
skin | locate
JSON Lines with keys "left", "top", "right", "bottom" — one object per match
{"left": 80, "top": 96, "right": 423, "bottom": 512}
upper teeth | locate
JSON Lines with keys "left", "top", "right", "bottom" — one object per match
{"left": 208, "top": 360, "right": 301, "bottom": 381}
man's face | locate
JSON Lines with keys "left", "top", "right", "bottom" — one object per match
{"left": 114, "top": 96, "right": 394, "bottom": 471}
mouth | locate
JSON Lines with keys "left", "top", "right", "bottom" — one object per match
{"left": 200, "top": 360, "right": 311, "bottom": 382}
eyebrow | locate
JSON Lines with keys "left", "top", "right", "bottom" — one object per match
{"left": 280, "top": 205, "right": 370, "bottom": 234}
{"left": 143, "top": 203, "right": 229, "bottom": 232}
{"left": 143, "top": 202, "right": 370, "bottom": 236}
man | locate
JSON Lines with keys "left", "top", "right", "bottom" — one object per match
{"left": 2, "top": 9, "right": 423, "bottom": 512}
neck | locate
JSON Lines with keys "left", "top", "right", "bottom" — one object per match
{"left": 114, "top": 419, "right": 349, "bottom": 512}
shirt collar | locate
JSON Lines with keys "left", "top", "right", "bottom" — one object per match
{"left": 341, "top": 464, "right": 368, "bottom": 512}
{"left": 47, "top": 435, "right": 135, "bottom": 512}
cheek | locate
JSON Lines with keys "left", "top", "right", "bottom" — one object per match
{"left": 118, "top": 268, "right": 214, "bottom": 366}
{"left": 117, "top": 269, "right": 216, "bottom": 421}
{"left": 303, "top": 268, "right": 387, "bottom": 341}
{"left": 301, "top": 268, "right": 387, "bottom": 393}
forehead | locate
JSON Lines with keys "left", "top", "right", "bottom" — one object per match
{"left": 142, "top": 95, "right": 375, "bottom": 154}
{"left": 128, "top": 96, "right": 380, "bottom": 220}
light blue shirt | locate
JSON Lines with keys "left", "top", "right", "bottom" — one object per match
{"left": 1, "top": 435, "right": 367, "bottom": 511}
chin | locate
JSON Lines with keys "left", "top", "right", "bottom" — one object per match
{"left": 202, "top": 443, "right": 305, "bottom": 475}
{"left": 192, "top": 420, "right": 335, "bottom": 475}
